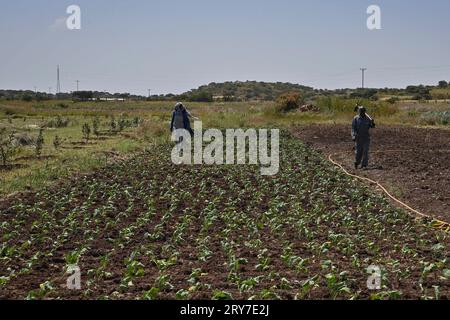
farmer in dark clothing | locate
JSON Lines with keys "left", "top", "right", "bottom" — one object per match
{"left": 170, "top": 102, "right": 197, "bottom": 135}
{"left": 170, "top": 103, "right": 199, "bottom": 152}
{"left": 352, "top": 106, "right": 375, "bottom": 169}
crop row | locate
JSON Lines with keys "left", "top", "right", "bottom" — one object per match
{"left": 0, "top": 132, "right": 449, "bottom": 299}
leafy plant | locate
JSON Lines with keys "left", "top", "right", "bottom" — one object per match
{"left": 143, "top": 287, "right": 160, "bottom": 300}
{"left": 92, "top": 117, "right": 100, "bottom": 137}
{"left": 82, "top": 123, "right": 91, "bottom": 143}
{"left": 53, "top": 135, "right": 61, "bottom": 150}
{"left": 275, "top": 91, "right": 304, "bottom": 113}
{"left": 0, "top": 129, "right": 19, "bottom": 166}
{"left": 212, "top": 290, "right": 233, "bottom": 300}
{"left": 109, "top": 116, "right": 117, "bottom": 133}
{"left": 35, "top": 128, "right": 44, "bottom": 158}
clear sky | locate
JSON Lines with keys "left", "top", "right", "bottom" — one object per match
{"left": 1, "top": 0, "right": 450, "bottom": 95}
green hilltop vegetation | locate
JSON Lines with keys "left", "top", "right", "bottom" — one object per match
{"left": 176, "top": 80, "right": 450, "bottom": 102}
{"left": 177, "top": 81, "right": 315, "bottom": 102}
{"left": 1, "top": 80, "right": 450, "bottom": 103}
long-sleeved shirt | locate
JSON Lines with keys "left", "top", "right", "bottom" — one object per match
{"left": 352, "top": 115, "right": 375, "bottom": 140}
{"left": 170, "top": 109, "right": 192, "bottom": 132}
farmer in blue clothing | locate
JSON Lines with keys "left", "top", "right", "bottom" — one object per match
{"left": 170, "top": 102, "right": 199, "bottom": 133}
{"left": 352, "top": 106, "right": 376, "bottom": 169}
{"left": 170, "top": 103, "right": 198, "bottom": 148}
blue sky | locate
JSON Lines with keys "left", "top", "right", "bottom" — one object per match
{"left": 1, "top": 0, "right": 450, "bottom": 95}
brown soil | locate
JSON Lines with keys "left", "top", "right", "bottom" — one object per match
{"left": 0, "top": 136, "right": 449, "bottom": 300}
{"left": 293, "top": 124, "right": 450, "bottom": 222}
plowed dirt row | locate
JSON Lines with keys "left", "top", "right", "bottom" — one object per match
{"left": 1, "top": 133, "right": 449, "bottom": 300}
{"left": 293, "top": 125, "right": 450, "bottom": 222}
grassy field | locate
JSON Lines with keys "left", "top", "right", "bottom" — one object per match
{"left": 431, "top": 88, "right": 450, "bottom": 100}
{"left": 1, "top": 98, "right": 449, "bottom": 196}
{"left": 1, "top": 98, "right": 450, "bottom": 300}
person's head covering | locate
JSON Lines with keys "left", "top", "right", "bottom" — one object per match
{"left": 358, "top": 106, "right": 367, "bottom": 116}
{"left": 174, "top": 102, "right": 184, "bottom": 112}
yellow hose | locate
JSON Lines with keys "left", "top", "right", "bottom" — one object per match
{"left": 328, "top": 152, "right": 450, "bottom": 233}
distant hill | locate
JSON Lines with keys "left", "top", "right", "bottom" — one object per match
{"left": 1, "top": 80, "right": 449, "bottom": 103}
{"left": 178, "top": 81, "right": 316, "bottom": 102}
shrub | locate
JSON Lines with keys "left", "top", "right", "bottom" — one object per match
{"left": 349, "top": 88, "right": 378, "bottom": 100}
{"left": 57, "top": 103, "right": 69, "bottom": 109}
{"left": 47, "top": 115, "right": 69, "bottom": 128}
{"left": 133, "top": 117, "right": 142, "bottom": 127}
{"left": 93, "top": 117, "right": 100, "bottom": 137}
{"left": 0, "top": 129, "right": 19, "bottom": 166}
{"left": 22, "top": 95, "right": 33, "bottom": 102}
{"left": 118, "top": 117, "right": 127, "bottom": 132}
{"left": 419, "top": 109, "right": 450, "bottom": 126}
{"left": 2, "top": 107, "right": 16, "bottom": 116}
{"left": 72, "top": 91, "right": 94, "bottom": 101}
{"left": 14, "top": 133, "right": 35, "bottom": 146}
{"left": 413, "top": 93, "right": 432, "bottom": 101}
{"left": 275, "top": 92, "right": 304, "bottom": 113}
{"left": 53, "top": 135, "right": 61, "bottom": 150}
{"left": 82, "top": 123, "right": 91, "bottom": 143}
{"left": 387, "top": 97, "right": 400, "bottom": 104}
{"left": 110, "top": 116, "right": 117, "bottom": 133}
{"left": 438, "top": 80, "right": 448, "bottom": 88}
{"left": 187, "top": 91, "right": 213, "bottom": 102}
{"left": 35, "top": 129, "right": 44, "bottom": 158}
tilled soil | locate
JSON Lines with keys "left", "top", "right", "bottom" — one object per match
{"left": 293, "top": 124, "right": 450, "bottom": 222}
{"left": 0, "top": 133, "right": 449, "bottom": 300}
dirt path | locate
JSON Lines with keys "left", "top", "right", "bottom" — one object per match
{"left": 292, "top": 124, "right": 450, "bottom": 222}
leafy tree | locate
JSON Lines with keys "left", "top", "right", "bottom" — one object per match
{"left": 438, "top": 80, "right": 448, "bottom": 88}
{"left": 119, "top": 93, "right": 131, "bottom": 100}
{"left": 350, "top": 88, "right": 378, "bottom": 100}
{"left": 187, "top": 91, "right": 213, "bottom": 102}
{"left": 275, "top": 92, "right": 304, "bottom": 113}
{"left": 72, "top": 91, "right": 94, "bottom": 101}
{"left": 22, "top": 94, "right": 33, "bottom": 102}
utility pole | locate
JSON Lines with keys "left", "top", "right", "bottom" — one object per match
{"left": 76, "top": 80, "right": 80, "bottom": 92}
{"left": 34, "top": 86, "right": 37, "bottom": 94}
{"left": 360, "top": 68, "right": 367, "bottom": 89}
{"left": 48, "top": 87, "right": 52, "bottom": 94}
{"left": 56, "top": 65, "right": 61, "bottom": 94}
{"left": 148, "top": 89, "right": 151, "bottom": 98}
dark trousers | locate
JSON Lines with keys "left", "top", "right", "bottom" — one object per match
{"left": 355, "top": 138, "right": 370, "bottom": 167}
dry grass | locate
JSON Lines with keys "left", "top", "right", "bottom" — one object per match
{"left": 1, "top": 98, "right": 449, "bottom": 195}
